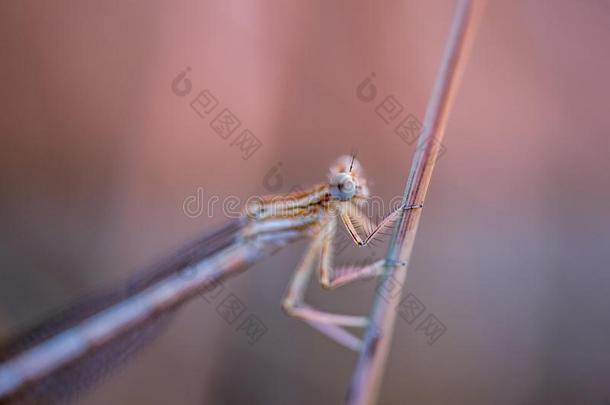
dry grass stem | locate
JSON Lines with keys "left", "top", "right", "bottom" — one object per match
{"left": 346, "top": 1, "right": 486, "bottom": 403}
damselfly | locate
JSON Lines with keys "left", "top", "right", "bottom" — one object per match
{"left": 0, "top": 155, "right": 421, "bottom": 403}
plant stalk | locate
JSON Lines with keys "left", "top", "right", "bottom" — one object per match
{"left": 345, "top": 1, "right": 485, "bottom": 403}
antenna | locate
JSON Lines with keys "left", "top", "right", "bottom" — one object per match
{"left": 349, "top": 150, "right": 358, "bottom": 173}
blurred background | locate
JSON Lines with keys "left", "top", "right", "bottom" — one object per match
{"left": 1, "top": 1, "right": 610, "bottom": 404}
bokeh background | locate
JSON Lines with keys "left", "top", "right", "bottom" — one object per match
{"left": 2, "top": 1, "right": 610, "bottom": 404}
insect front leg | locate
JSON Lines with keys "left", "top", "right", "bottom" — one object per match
{"left": 313, "top": 201, "right": 412, "bottom": 289}
{"left": 280, "top": 212, "right": 409, "bottom": 350}
{"left": 317, "top": 212, "right": 384, "bottom": 289}
{"left": 341, "top": 200, "right": 422, "bottom": 247}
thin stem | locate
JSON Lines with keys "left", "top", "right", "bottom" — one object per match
{"left": 345, "top": 1, "right": 485, "bottom": 404}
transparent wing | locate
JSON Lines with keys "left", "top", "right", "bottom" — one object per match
{"left": 0, "top": 219, "right": 244, "bottom": 404}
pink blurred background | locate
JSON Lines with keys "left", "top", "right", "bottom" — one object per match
{"left": 2, "top": 1, "right": 610, "bottom": 404}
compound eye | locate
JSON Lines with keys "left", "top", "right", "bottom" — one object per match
{"left": 330, "top": 172, "right": 358, "bottom": 200}
{"left": 339, "top": 178, "right": 356, "bottom": 195}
